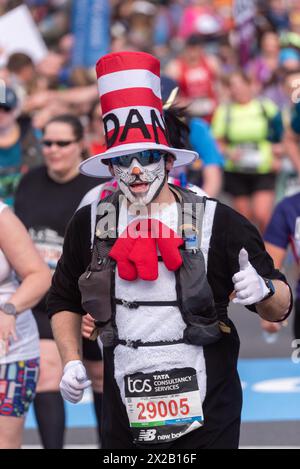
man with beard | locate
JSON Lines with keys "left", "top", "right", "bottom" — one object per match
{"left": 47, "top": 52, "right": 292, "bottom": 449}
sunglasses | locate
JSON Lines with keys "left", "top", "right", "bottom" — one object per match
{"left": 0, "top": 105, "right": 12, "bottom": 113}
{"left": 42, "top": 140, "right": 78, "bottom": 148}
{"left": 111, "top": 150, "right": 167, "bottom": 168}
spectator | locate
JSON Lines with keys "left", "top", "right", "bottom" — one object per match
{"left": 86, "top": 100, "right": 106, "bottom": 157}
{"left": 7, "top": 53, "right": 36, "bottom": 98}
{"left": 248, "top": 31, "right": 281, "bottom": 95}
{"left": 0, "top": 86, "right": 41, "bottom": 206}
{"left": 265, "top": 0, "right": 290, "bottom": 32}
{"left": 178, "top": 0, "right": 227, "bottom": 40}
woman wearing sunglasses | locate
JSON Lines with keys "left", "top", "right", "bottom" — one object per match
{"left": 14, "top": 114, "right": 104, "bottom": 449}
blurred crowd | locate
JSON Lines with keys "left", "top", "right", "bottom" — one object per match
{"left": 0, "top": 0, "right": 300, "bottom": 231}
{"left": 1, "top": 0, "right": 300, "bottom": 449}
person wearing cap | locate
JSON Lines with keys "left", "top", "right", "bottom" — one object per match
{"left": 48, "top": 52, "right": 292, "bottom": 450}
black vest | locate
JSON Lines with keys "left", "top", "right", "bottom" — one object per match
{"left": 79, "top": 185, "right": 230, "bottom": 348}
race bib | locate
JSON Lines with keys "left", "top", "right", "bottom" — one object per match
{"left": 29, "top": 228, "right": 64, "bottom": 271}
{"left": 36, "top": 242, "right": 63, "bottom": 271}
{"left": 236, "top": 143, "right": 262, "bottom": 171}
{"left": 285, "top": 176, "right": 300, "bottom": 198}
{"left": 294, "top": 217, "right": 300, "bottom": 261}
{"left": 188, "top": 98, "right": 215, "bottom": 117}
{"left": 125, "top": 367, "right": 204, "bottom": 445}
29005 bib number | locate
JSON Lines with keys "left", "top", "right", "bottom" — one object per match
{"left": 137, "top": 398, "right": 190, "bottom": 420}
{"left": 125, "top": 368, "right": 204, "bottom": 445}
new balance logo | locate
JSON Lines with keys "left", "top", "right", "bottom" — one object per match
{"left": 138, "top": 429, "right": 157, "bottom": 442}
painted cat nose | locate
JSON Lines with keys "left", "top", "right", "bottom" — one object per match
{"left": 131, "top": 166, "right": 142, "bottom": 175}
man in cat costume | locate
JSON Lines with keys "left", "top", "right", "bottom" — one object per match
{"left": 48, "top": 51, "right": 292, "bottom": 449}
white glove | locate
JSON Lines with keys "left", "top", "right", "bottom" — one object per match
{"left": 232, "top": 248, "right": 270, "bottom": 306}
{"left": 60, "top": 360, "right": 91, "bottom": 404}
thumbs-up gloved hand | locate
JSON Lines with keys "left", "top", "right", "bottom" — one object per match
{"left": 232, "top": 248, "right": 270, "bottom": 306}
{"left": 60, "top": 360, "right": 91, "bottom": 404}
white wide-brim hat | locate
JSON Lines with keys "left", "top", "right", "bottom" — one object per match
{"left": 80, "top": 143, "right": 198, "bottom": 178}
{"left": 80, "top": 51, "right": 198, "bottom": 178}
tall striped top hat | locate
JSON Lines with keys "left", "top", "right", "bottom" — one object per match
{"left": 80, "top": 51, "right": 198, "bottom": 178}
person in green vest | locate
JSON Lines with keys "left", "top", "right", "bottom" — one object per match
{"left": 212, "top": 70, "right": 283, "bottom": 233}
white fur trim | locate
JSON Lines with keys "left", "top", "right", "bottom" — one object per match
{"left": 115, "top": 263, "right": 177, "bottom": 304}
{"left": 113, "top": 200, "right": 207, "bottom": 408}
{"left": 114, "top": 343, "right": 207, "bottom": 406}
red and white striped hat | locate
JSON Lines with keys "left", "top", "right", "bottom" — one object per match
{"left": 80, "top": 51, "right": 198, "bottom": 178}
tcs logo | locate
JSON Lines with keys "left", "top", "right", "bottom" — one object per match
{"left": 128, "top": 377, "right": 152, "bottom": 393}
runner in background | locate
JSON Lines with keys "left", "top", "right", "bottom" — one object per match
{"left": 212, "top": 70, "right": 283, "bottom": 233}
{"left": 14, "top": 114, "right": 104, "bottom": 449}
{"left": 165, "top": 33, "right": 219, "bottom": 123}
{"left": 263, "top": 193, "right": 300, "bottom": 343}
{"left": 0, "top": 203, "right": 51, "bottom": 449}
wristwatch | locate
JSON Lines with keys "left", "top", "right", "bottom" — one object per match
{"left": 0, "top": 303, "right": 17, "bottom": 317}
{"left": 261, "top": 278, "right": 276, "bottom": 302}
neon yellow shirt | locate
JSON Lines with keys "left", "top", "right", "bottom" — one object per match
{"left": 212, "top": 99, "right": 278, "bottom": 174}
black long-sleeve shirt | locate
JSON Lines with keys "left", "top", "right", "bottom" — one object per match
{"left": 47, "top": 200, "right": 290, "bottom": 449}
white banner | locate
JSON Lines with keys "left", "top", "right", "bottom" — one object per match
{"left": 0, "top": 5, "right": 48, "bottom": 67}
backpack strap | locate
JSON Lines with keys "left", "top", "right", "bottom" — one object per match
{"left": 169, "top": 184, "right": 217, "bottom": 270}
{"left": 169, "top": 184, "right": 206, "bottom": 251}
{"left": 224, "top": 103, "right": 232, "bottom": 145}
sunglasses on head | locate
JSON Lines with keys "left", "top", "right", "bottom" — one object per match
{"left": 42, "top": 139, "right": 78, "bottom": 148}
{"left": 111, "top": 150, "right": 167, "bottom": 168}
{"left": 0, "top": 105, "right": 12, "bottom": 113}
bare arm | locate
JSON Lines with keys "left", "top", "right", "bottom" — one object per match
{"left": 24, "top": 85, "right": 98, "bottom": 112}
{"left": 56, "top": 85, "right": 98, "bottom": 105}
{"left": 0, "top": 207, "right": 51, "bottom": 313}
{"left": 202, "top": 165, "right": 223, "bottom": 198}
{"left": 51, "top": 311, "right": 82, "bottom": 367}
{"left": 264, "top": 242, "right": 286, "bottom": 269}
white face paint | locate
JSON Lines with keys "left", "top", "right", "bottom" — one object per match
{"left": 113, "top": 156, "right": 166, "bottom": 206}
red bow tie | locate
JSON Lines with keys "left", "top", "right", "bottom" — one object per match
{"left": 109, "top": 219, "right": 183, "bottom": 281}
